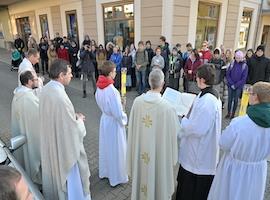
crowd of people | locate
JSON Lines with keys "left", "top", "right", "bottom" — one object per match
{"left": 1, "top": 31, "right": 270, "bottom": 200}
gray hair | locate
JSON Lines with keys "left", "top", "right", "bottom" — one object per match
{"left": 149, "top": 68, "right": 164, "bottom": 90}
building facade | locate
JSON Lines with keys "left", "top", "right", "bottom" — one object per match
{"left": 0, "top": 0, "right": 268, "bottom": 55}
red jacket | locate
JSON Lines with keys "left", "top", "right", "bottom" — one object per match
{"left": 57, "top": 48, "right": 69, "bottom": 62}
{"left": 200, "top": 49, "right": 212, "bottom": 64}
{"left": 184, "top": 58, "right": 202, "bottom": 81}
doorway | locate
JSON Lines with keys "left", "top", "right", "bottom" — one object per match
{"left": 16, "top": 17, "right": 31, "bottom": 50}
{"left": 66, "top": 10, "right": 79, "bottom": 45}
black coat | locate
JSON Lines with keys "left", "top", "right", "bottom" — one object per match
{"left": 69, "top": 45, "right": 79, "bottom": 64}
{"left": 39, "top": 42, "right": 49, "bottom": 60}
{"left": 247, "top": 55, "right": 270, "bottom": 84}
{"left": 121, "top": 55, "right": 133, "bottom": 75}
{"left": 79, "top": 49, "right": 95, "bottom": 73}
{"left": 146, "top": 48, "right": 154, "bottom": 67}
{"left": 14, "top": 38, "right": 25, "bottom": 51}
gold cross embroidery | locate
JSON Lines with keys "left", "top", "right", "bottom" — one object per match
{"left": 142, "top": 115, "right": 152, "bottom": 128}
{"left": 141, "top": 185, "right": 147, "bottom": 197}
{"left": 141, "top": 152, "right": 150, "bottom": 165}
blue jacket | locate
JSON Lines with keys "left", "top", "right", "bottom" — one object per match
{"left": 110, "top": 53, "right": 122, "bottom": 72}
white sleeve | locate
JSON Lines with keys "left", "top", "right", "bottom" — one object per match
{"left": 220, "top": 121, "right": 237, "bottom": 152}
{"left": 180, "top": 100, "right": 215, "bottom": 138}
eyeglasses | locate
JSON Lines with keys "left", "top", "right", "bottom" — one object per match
{"left": 32, "top": 78, "right": 38, "bottom": 81}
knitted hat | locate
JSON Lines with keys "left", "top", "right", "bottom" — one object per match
{"left": 235, "top": 50, "right": 244, "bottom": 59}
{"left": 256, "top": 45, "right": 265, "bottom": 52}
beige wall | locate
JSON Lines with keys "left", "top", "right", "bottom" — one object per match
{"left": 223, "top": 0, "right": 241, "bottom": 50}
{"left": 141, "top": 0, "right": 163, "bottom": 47}
{"left": 82, "top": 0, "right": 97, "bottom": 42}
{"left": 0, "top": 8, "right": 13, "bottom": 48}
{"left": 171, "top": 0, "right": 190, "bottom": 46}
{"left": 50, "top": 6, "right": 62, "bottom": 37}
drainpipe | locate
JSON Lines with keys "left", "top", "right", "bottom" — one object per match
{"left": 254, "top": 0, "right": 264, "bottom": 49}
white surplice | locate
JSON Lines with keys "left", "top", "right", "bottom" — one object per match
{"left": 11, "top": 86, "right": 41, "bottom": 184}
{"left": 127, "top": 91, "right": 180, "bottom": 200}
{"left": 18, "top": 58, "right": 35, "bottom": 86}
{"left": 95, "top": 84, "right": 128, "bottom": 186}
{"left": 208, "top": 115, "right": 270, "bottom": 200}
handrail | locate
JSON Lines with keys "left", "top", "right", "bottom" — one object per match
{"left": 0, "top": 138, "right": 44, "bottom": 200}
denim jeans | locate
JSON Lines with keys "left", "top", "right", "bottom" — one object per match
{"left": 136, "top": 70, "right": 146, "bottom": 94}
{"left": 227, "top": 86, "right": 243, "bottom": 114}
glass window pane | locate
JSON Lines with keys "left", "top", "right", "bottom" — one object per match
{"left": 124, "top": 4, "right": 134, "bottom": 18}
{"left": 196, "top": 2, "right": 220, "bottom": 48}
{"left": 238, "top": 11, "right": 252, "bottom": 49}
{"left": 104, "top": 7, "right": 113, "bottom": 19}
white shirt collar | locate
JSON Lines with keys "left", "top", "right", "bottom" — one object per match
{"left": 50, "top": 80, "right": 65, "bottom": 90}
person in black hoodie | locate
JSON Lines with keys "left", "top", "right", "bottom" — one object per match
{"left": 39, "top": 37, "right": 49, "bottom": 74}
{"left": 159, "top": 36, "right": 170, "bottom": 85}
{"left": 247, "top": 45, "right": 270, "bottom": 84}
{"left": 80, "top": 44, "right": 96, "bottom": 97}
{"left": 14, "top": 34, "right": 25, "bottom": 57}
{"left": 145, "top": 40, "right": 154, "bottom": 88}
{"left": 69, "top": 40, "right": 79, "bottom": 77}
{"left": 122, "top": 46, "right": 133, "bottom": 91}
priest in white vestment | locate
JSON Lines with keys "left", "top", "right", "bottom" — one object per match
{"left": 127, "top": 68, "right": 180, "bottom": 200}
{"left": 208, "top": 82, "right": 270, "bottom": 200}
{"left": 18, "top": 48, "right": 40, "bottom": 86}
{"left": 11, "top": 71, "right": 41, "bottom": 184}
{"left": 95, "top": 61, "right": 128, "bottom": 186}
{"left": 39, "top": 59, "right": 91, "bottom": 200}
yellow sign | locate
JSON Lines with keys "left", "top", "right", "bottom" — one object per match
{"left": 239, "top": 89, "right": 250, "bottom": 116}
{"left": 121, "top": 68, "right": 127, "bottom": 97}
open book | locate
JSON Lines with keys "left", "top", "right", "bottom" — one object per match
{"left": 162, "top": 87, "right": 196, "bottom": 116}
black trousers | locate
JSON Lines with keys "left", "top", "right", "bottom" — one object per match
{"left": 176, "top": 165, "right": 214, "bottom": 200}
{"left": 41, "top": 58, "right": 48, "bottom": 74}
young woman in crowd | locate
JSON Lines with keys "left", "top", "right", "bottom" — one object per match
{"left": 226, "top": 50, "right": 248, "bottom": 119}
{"left": 183, "top": 49, "right": 202, "bottom": 94}
{"left": 110, "top": 45, "right": 122, "bottom": 89}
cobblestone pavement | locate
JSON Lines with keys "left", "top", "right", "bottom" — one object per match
{"left": 0, "top": 48, "right": 269, "bottom": 200}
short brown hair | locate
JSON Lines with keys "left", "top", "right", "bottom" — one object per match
{"left": 0, "top": 166, "right": 22, "bottom": 200}
{"left": 160, "top": 36, "right": 166, "bottom": 42}
{"left": 99, "top": 61, "right": 116, "bottom": 76}
{"left": 155, "top": 47, "right": 161, "bottom": 52}
{"left": 252, "top": 82, "right": 270, "bottom": 103}
{"left": 138, "top": 41, "right": 144, "bottom": 46}
{"left": 196, "top": 64, "right": 215, "bottom": 85}
{"left": 49, "top": 59, "right": 70, "bottom": 79}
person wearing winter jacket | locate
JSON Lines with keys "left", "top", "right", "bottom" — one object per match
{"left": 145, "top": 40, "right": 154, "bottom": 88}
{"left": 57, "top": 43, "right": 69, "bottom": 62}
{"left": 184, "top": 49, "right": 202, "bottom": 94}
{"left": 226, "top": 50, "right": 248, "bottom": 119}
{"left": 168, "top": 47, "right": 183, "bottom": 90}
{"left": 110, "top": 45, "right": 122, "bottom": 89}
{"left": 121, "top": 46, "right": 133, "bottom": 90}
{"left": 247, "top": 45, "right": 270, "bottom": 84}
{"left": 200, "top": 41, "right": 212, "bottom": 64}
{"left": 209, "top": 48, "right": 226, "bottom": 106}
{"left": 151, "top": 47, "right": 165, "bottom": 70}
{"left": 69, "top": 40, "right": 79, "bottom": 77}
{"left": 39, "top": 37, "right": 49, "bottom": 74}
{"left": 80, "top": 44, "right": 96, "bottom": 97}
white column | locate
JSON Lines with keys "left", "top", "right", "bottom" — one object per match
{"left": 187, "top": 0, "right": 199, "bottom": 47}
{"left": 134, "top": 0, "right": 141, "bottom": 46}
{"left": 161, "top": 0, "right": 173, "bottom": 46}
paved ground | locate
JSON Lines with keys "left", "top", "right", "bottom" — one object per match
{"left": 0, "top": 48, "right": 269, "bottom": 200}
